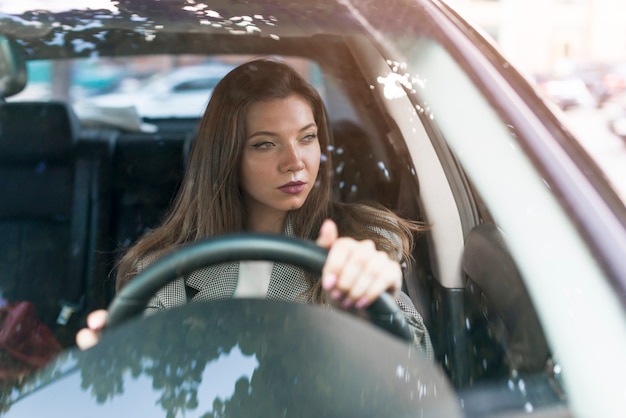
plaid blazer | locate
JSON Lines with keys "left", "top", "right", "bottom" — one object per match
{"left": 144, "top": 221, "right": 434, "bottom": 359}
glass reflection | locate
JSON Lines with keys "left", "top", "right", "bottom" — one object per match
{"left": 5, "top": 300, "right": 460, "bottom": 417}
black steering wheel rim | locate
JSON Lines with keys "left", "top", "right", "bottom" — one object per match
{"left": 107, "top": 234, "right": 413, "bottom": 342}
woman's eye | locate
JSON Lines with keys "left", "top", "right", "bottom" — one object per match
{"left": 302, "top": 133, "right": 318, "bottom": 142}
{"left": 252, "top": 141, "right": 274, "bottom": 149}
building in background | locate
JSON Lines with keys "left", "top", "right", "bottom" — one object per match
{"left": 447, "top": 0, "right": 626, "bottom": 77}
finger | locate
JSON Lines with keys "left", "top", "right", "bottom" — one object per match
{"left": 326, "top": 239, "right": 379, "bottom": 302}
{"left": 321, "top": 237, "right": 360, "bottom": 292}
{"left": 87, "top": 309, "right": 109, "bottom": 331}
{"left": 315, "top": 219, "right": 338, "bottom": 248}
{"left": 76, "top": 328, "right": 100, "bottom": 350}
{"left": 344, "top": 251, "right": 390, "bottom": 304}
{"left": 356, "top": 261, "right": 402, "bottom": 309}
{"left": 332, "top": 239, "right": 376, "bottom": 294}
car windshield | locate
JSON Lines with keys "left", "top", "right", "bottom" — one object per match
{"left": 10, "top": 55, "right": 319, "bottom": 120}
{"left": 1, "top": 1, "right": 625, "bottom": 417}
{"left": 5, "top": 299, "right": 460, "bottom": 417}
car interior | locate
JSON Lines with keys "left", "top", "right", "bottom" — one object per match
{"left": 0, "top": 13, "right": 566, "bottom": 414}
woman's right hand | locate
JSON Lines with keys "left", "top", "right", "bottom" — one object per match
{"left": 75, "top": 309, "right": 108, "bottom": 350}
{"left": 316, "top": 219, "right": 402, "bottom": 309}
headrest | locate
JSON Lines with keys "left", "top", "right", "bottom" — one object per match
{"left": 462, "top": 223, "right": 549, "bottom": 371}
{"left": 0, "top": 101, "right": 79, "bottom": 162}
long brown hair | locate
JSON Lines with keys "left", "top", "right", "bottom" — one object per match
{"left": 116, "top": 58, "right": 425, "bottom": 302}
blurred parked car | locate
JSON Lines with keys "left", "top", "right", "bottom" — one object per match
{"left": 573, "top": 61, "right": 626, "bottom": 107}
{"left": 76, "top": 62, "right": 236, "bottom": 118}
{"left": 535, "top": 75, "right": 597, "bottom": 110}
{"left": 1, "top": 0, "right": 626, "bottom": 417}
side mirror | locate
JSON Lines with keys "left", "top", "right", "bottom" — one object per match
{"left": 0, "top": 35, "right": 27, "bottom": 99}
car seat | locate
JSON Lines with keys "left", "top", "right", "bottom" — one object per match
{"left": 462, "top": 223, "right": 550, "bottom": 380}
{"left": 0, "top": 101, "right": 112, "bottom": 346}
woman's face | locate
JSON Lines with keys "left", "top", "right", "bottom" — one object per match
{"left": 241, "top": 94, "right": 321, "bottom": 229}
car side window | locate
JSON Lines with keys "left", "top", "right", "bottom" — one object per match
{"left": 372, "top": 32, "right": 565, "bottom": 405}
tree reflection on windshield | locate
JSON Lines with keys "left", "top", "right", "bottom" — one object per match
{"left": 66, "top": 300, "right": 455, "bottom": 417}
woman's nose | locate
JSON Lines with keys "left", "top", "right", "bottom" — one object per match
{"left": 280, "top": 143, "right": 305, "bottom": 172}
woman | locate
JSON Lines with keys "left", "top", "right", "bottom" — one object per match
{"left": 77, "top": 59, "right": 432, "bottom": 358}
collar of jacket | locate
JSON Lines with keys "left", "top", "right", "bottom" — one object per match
{"left": 185, "top": 216, "right": 310, "bottom": 302}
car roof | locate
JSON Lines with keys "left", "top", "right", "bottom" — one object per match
{"left": 0, "top": 0, "right": 361, "bottom": 54}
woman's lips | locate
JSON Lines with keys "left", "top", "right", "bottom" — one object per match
{"left": 278, "top": 181, "right": 306, "bottom": 194}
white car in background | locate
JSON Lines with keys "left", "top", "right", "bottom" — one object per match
{"left": 536, "top": 76, "right": 597, "bottom": 110}
{"left": 77, "top": 62, "right": 235, "bottom": 119}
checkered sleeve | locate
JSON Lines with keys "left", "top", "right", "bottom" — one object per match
{"left": 133, "top": 255, "right": 188, "bottom": 316}
{"left": 396, "top": 291, "right": 434, "bottom": 361}
{"left": 144, "top": 277, "right": 187, "bottom": 315}
{"left": 367, "top": 224, "right": 433, "bottom": 359}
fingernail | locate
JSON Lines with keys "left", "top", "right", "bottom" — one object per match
{"left": 322, "top": 274, "right": 337, "bottom": 290}
{"left": 330, "top": 290, "right": 342, "bottom": 300}
{"left": 355, "top": 296, "right": 369, "bottom": 309}
{"left": 342, "top": 298, "right": 354, "bottom": 309}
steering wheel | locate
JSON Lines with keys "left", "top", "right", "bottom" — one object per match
{"left": 106, "top": 234, "right": 414, "bottom": 342}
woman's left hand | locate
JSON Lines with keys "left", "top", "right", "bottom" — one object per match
{"left": 316, "top": 219, "right": 402, "bottom": 309}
